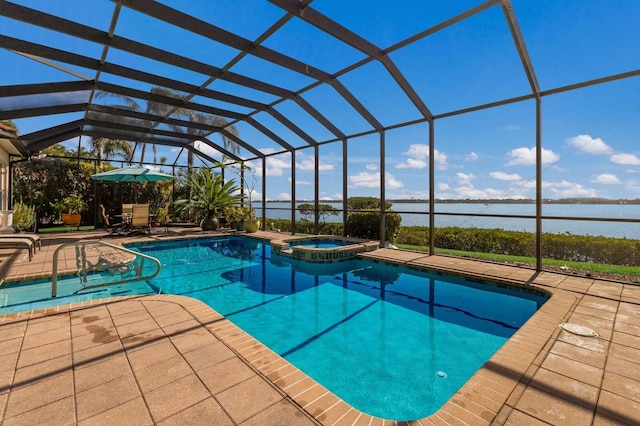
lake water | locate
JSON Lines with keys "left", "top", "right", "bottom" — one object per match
{"left": 257, "top": 202, "right": 640, "bottom": 239}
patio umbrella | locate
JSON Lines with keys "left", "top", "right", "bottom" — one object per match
{"left": 90, "top": 165, "right": 174, "bottom": 182}
{"left": 91, "top": 166, "right": 174, "bottom": 204}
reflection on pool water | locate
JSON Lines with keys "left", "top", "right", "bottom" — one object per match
{"left": 0, "top": 236, "right": 548, "bottom": 420}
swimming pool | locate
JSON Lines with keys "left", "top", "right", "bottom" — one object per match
{"left": 0, "top": 236, "right": 547, "bottom": 420}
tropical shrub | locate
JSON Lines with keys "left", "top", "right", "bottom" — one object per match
{"left": 12, "top": 200, "right": 36, "bottom": 232}
{"left": 174, "top": 169, "right": 242, "bottom": 222}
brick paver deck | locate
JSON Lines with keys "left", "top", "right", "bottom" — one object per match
{"left": 1, "top": 229, "right": 639, "bottom": 425}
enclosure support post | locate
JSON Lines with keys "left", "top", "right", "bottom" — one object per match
{"left": 536, "top": 99, "right": 543, "bottom": 271}
{"left": 261, "top": 157, "right": 266, "bottom": 231}
{"left": 291, "top": 150, "right": 296, "bottom": 235}
{"left": 314, "top": 145, "right": 320, "bottom": 235}
{"left": 429, "top": 121, "right": 435, "bottom": 255}
{"left": 379, "top": 130, "right": 386, "bottom": 247}
{"left": 342, "top": 138, "right": 348, "bottom": 237}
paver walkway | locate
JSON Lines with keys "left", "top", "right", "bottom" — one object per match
{"left": 0, "top": 229, "right": 639, "bottom": 425}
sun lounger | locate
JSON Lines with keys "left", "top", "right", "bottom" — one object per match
{"left": 0, "top": 237, "right": 34, "bottom": 261}
{"left": 0, "top": 233, "right": 41, "bottom": 251}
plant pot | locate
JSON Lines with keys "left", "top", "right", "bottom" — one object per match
{"left": 200, "top": 216, "right": 219, "bottom": 231}
{"left": 61, "top": 213, "right": 81, "bottom": 227}
{"left": 243, "top": 219, "right": 260, "bottom": 233}
{"left": 235, "top": 220, "right": 244, "bottom": 231}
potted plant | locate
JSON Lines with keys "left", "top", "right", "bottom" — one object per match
{"left": 227, "top": 205, "right": 254, "bottom": 231}
{"left": 223, "top": 206, "right": 242, "bottom": 230}
{"left": 51, "top": 194, "right": 88, "bottom": 227}
{"left": 174, "top": 169, "right": 242, "bottom": 231}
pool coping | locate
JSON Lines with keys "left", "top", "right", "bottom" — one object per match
{"left": 1, "top": 231, "right": 639, "bottom": 424}
{"left": 270, "top": 235, "right": 378, "bottom": 262}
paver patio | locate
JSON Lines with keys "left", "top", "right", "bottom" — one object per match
{"left": 0, "top": 229, "right": 639, "bottom": 425}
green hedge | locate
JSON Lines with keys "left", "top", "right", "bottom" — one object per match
{"left": 397, "top": 226, "right": 640, "bottom": 266}
{"left": 268, "top": 218, "right": 640, "bottom": 266}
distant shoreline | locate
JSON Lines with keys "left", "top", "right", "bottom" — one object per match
{"left": 266, "top": 198, "right": 640, "bottom": 205}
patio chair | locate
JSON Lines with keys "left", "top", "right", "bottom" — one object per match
{"left": 121, "top": 203, "right": 134, "bottom": 215}
{"left": 100, "top": 204, "right": 124, "bottom": 235}
{"left": 130, "top": 204, "right": 151, "bottom": 234}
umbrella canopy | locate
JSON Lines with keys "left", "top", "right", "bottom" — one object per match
{"left": 91, "top": 166, "right": 174, "bottom": 182}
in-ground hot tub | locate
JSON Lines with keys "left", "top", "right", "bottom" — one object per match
{"left": 271, "top": 236, "right": 379, "bottom": 262}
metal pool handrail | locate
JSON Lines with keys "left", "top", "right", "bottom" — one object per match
{"left": 51, "top": 240, "right": 162, "bottom": 297}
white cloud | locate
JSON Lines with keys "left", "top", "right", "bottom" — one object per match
{"left": 274, "top": 192, "right": 291, "bottom": 200}
{"left": 287, "top": 177, "right": 311, "bottom": 185}
{"left": 506, "top": 147, "right": 559, "bottom": 166}
{"left": 396, "top": 158, "right": 428, "bottom": 169}
{"left": 504, "top": 124, "right": 520, "bottom": 130}
{"left": 193, "top": 140, "right": 222, "bottom": 158}
{"left": 265, "top": 166, "right": 283, "bottom": 177}
{"left": 466, "top": 152, "right": 478, "bottom": 161}
{"left": 490, "top": 171, "right": 522, "bottom": 181}
{"left": 366, "top": 164, "right": 378, "bottom": 171}
{"left": 566, "top": 134, "right": 613, "bottom": 155}
{"left": 349, "top": 171, "right": 403, "bottom": 189}
{"left": 258, "top": 147, "right": 279, "bottom": 155}
{"left": 395, "top": 144, "right": 447, "bottom": 170}
{"left": 437, "top": 183, "right": 450, "bottom": 190}
{"left": 389, "top": 189, "right": 430, "bottom": 199}
{"left": 593, "top": 173, "right": 621, "bottom": 184}
{"left": 611, "top": 153, "right": 640, "bottom": 165}
{"left": 454, "top": 186, "right": 511, "bottom": 199}
{"left": 297, "top": 157, "right": 334, "bottom": 171}
{"left": 267, "top": 156, "right": 291, "bottom": 170}
{"left": 543, "top": 180, "right": 598, "bottom": 198}
{"left": 456, "top": 172, "right": 475, "bottom": 185}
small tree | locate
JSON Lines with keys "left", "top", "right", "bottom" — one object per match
{"left": 298, "top": 203, "right": 339, "bottom": 223}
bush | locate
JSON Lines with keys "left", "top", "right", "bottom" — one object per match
{"left": 12, "top": 200, "right": 36, "bottom": 232}
{"left": 345, "top": 197, "right": 402, "bottom": 242}
{"left": 263, "top": 218, "right": 640, "bottom": 267}
{"left": 395, "top": 226, "right": 640, "bottom": 266}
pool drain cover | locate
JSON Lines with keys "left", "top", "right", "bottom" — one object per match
{"left": 559, "top": 323, "right": 599, "bottom": 337}
{"left": 436, "top": 371, "right": 447, "bottom": 378}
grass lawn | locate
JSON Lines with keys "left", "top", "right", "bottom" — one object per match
{"left": 37, "top": 225, "right": 96, "bottom": 234}
{"left": 396, "top": 244, "right": 640, "bottom": 277}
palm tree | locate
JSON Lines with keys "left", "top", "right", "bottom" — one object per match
{"left": 94, "top": 87, "right": 239, "bottom": 168}
{"left": 89, "top": 137, "right": 133, "bottom": 166}
{"left": 179, "top": 111, "right": 240, "bottom": 174}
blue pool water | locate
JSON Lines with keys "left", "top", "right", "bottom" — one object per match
{"left": 0, "top": 236, "right": 547, "bottom": 420}
{"left": 289, "top": 238, "right": 354, "bottom": 248}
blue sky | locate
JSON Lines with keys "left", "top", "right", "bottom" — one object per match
{"left": 2, "top": 0, "right": 639, "bottom": 201}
